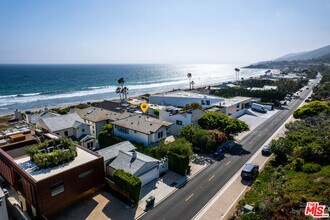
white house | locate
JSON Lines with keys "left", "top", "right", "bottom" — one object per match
{"left": 36, "top": 113, "right": 95, "bottom": 148}
{"left": 76, "top": 107, "right": 134, "bottom": 137}
{"left": 111, "top": 115, "right": 172, "bottom": 146}
{"left": 159, "top": 107, "right": 205, "bottom": 135}
{"left": 109, "top": 150, "right": 160, "bottom": 186}
{"left": 25, "top": 108, "right": 59, "bottom": 125}
{"left": 97, "top": 141, "right": 162, "bottom": 186}
{"left": 149, "top": 91, "right": 225, "bottom": 108}
{"left": 216, "top": 96, "right": 252, "bottom": 115}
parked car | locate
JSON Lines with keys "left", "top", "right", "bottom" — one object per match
{"left": 241, "top": 163, "right": 259, "bottom": 180}
{"left": 261, "top": 145, "right": 271, "bottom": 156}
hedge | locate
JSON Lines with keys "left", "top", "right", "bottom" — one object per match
{"left": 113, "top": 169, "right": 142, "bottom": 205}
{"left": 26, "top": 137, "right": 77, "bottom": 168}
{"left": 168, "top": 152, "right": 190, "bottom": 176}
{"left": 302, "top": 163, "right": 322, "bottom": 173}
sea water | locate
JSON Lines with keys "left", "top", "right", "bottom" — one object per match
{"left": 0, "top": 64, "right": 266, "bottom": 115}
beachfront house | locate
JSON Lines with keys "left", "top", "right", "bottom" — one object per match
{"left": 76, "top": 107, "right": 134, "bottom": 138}
{"left": 25, "top": 108, "right": 59, "bottom": 125}
{"left": 111, "top": 115, "right": 172, "bottom": 146}
{"left": 159, "top": 107, "right": 205, "bottom": 135}
{"left": 249, "top": 85, "right": 278, "bottom": 91}
{"left": 208, "top": 96, "right": 252, "bottom": 116}
{"left": 36, "top": 113, "right": 95, "bottom": 148}
{"left": 149, "top": 91, "right": 225, "bottom": 108}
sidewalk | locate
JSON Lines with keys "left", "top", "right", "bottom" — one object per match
{"left": 136, "top": 156, "right": 209, "bottom": 219}
{"left": 194, "top": 91, "right": 312, "bottom": 220}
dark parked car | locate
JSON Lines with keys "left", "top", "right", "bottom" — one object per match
{"left": 241, "top": 163, "right": 259, "bottom": 180}
{"left": 261, "top": 145, "right": 271, "bottom": 156}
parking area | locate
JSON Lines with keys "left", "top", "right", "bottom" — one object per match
{"left": 235, "top": 109, "right": 279, "bottom": 141}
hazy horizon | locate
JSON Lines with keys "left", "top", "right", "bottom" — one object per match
{"left": 1, "top": 0, "right": 330, "bottom": 65}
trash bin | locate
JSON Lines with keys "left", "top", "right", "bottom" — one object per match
{"left": 145, "top": 196, "right": 155, "bottom": 210}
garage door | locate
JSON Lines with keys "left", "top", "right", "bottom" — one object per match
{"left": 139, "top": 167, "right": 159, "bottom": 186}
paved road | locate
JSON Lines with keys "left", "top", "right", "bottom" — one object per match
{"left": 140, "top": 79, "right": 318, "bottom": 220}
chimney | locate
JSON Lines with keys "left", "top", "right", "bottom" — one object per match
{"left": 131, "top": 150, "right": 137, "bottom": 161}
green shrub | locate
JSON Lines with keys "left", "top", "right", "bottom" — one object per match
{"left": 168, "top": 152, "right": 189, "bottom": 176}
{"left": 26, "top": 137, "right": 77, "bottom": 168}
{"left": 293, "top": 101, "right": 330, "bottom": 119}
{"left": 153, "top": 109, "right": 159, "bottom": 116}
{"left": 292, "top": 158, "right": 304, "bottom": 171}
{"left": 302, "top": 163, "right": 321, "bottom": 173}
{"left": 113, "top": 169, "right": 142, "bottom": 205}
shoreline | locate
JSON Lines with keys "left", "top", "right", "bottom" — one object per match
{"left": 0, "top": 69, "right": 276, "bottom": 118}
{"left": 0, "top": 81, "right": 224, "bottom": 118}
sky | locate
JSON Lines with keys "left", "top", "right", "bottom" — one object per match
{"left": 0, "top": 0, "right": 330, "bottom": 65}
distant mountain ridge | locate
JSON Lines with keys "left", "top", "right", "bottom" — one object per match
{"left": 275, "top": 45, "right": 330, "bottom": 61}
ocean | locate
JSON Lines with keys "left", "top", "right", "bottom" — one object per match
{"left": 0, "top": 64, "right": 266, "bottom": 115}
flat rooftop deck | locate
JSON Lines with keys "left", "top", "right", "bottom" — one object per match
{"left": 14, "top": 148, "right": 99, "bottom": 182}
{"left": 221, "top": 96, "right": 251, "bottom": 107}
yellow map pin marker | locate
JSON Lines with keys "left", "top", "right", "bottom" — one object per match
{"left": 140, "top": 102, "right": 149, "bottom": 113}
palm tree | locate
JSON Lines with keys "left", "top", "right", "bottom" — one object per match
{"left": 122, "top": 87, "right": 128, "bottom": 100}
{"left": 234, "top": 68, "right": 240, "bottom": 81}
{"left": 117, "top": 78, "right": 128, "bottom": 102}
{"left": 118, "top": 78, "right": 125, "bottom": 87}
{"left": 191, "top": 81, "right": 195, "bottom": 90}
{"left": 187, "top": 73, "right": 192, "bottom": 89}
{"left": 116, "top": 87, "right": 122, "bottom": 102}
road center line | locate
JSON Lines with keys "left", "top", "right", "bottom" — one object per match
{"left": 226, "top": 161, "right": 231, "bottom": 166}
{"left": 185, "top": 194, "right": 194, "bottom": 202}
{"left": 208, "top": 175, "right": 215, "bottom": 181}
{"left": 249, "top": 140, "right": 254, "bottom": 144}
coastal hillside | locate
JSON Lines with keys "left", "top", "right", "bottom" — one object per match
{"left": 246, "top": 45, "right": 330, "bottom": 69}
{"left": 275, "top": 45, "right": 330, "bottom": 61}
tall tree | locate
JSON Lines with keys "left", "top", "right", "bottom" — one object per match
{"left": 116, "top": 87, "right": 122, "bottom": 102}
{"left": 234, "top": 68, "right": 240, "bottom": 81}
{"left": 187, "top": 73, "right": 192, "bottom": 89}
{"left": 117, "top": 78, "right": 128, "bottom": 102}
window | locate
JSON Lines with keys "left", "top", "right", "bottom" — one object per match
{"left": 158, "top": 131, "right": 164, "bottom": 139}
{"left": 79, "top": 169, "right": 93, "bottom": 179}
{"left": 206, "top": 100, "right": 210, "bottom": 105}
{"left": 64, "top": 131, "right": 68, "bottom": 136}
{"left": 82, "top": 129, "right": 85, "bottom": 132}
{"left": 117, "top": 126, "right": 129, "bottom": 134}
{"left": 201, "top": 100, "right": 205, "bottom": 105}
{"left": 176, "top": 120, "right": 183, "bottom": 125}
{"left": 51, "top": 181, "right": 64, "bottom": 197}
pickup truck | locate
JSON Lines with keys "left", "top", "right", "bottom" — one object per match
{"left": 214, "top": 140, "right": 236, "bottom": 160}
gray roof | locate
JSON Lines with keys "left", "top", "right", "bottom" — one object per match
{"left": 109, "top": 150, "right": 159, "bottom": 176}
{"left": 77, "top": 107, "right": 134, "bottom": 122}
{"left": 95, "top": 100, "right": 123, "bottom": 111}
{"left": 111, "top": 115, "right": 172, "bottom": 135}
{"left": 39, "top": 113, "right": 87, "bottom": 132}
{"left": 29, "top": 111, "right": 58, "bottom": 124}
{"left": 97, "top": 141, "right": 136, "bottom": 163}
